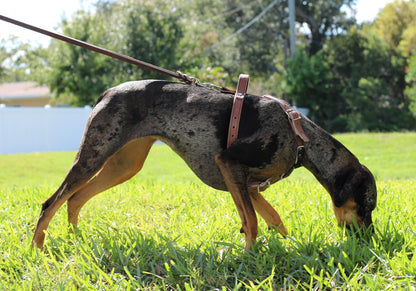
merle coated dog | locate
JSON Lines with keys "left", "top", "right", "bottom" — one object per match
{"left": 32, "top": 80, "right": 377, "bottom": 250}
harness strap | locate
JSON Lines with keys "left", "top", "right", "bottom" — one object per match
{"left": 247, "top": 95, "right": 310, "bottom": 191}
{"left": 227, "top": 74, "right": 249, "bottom": 148}
{"left": 262, "top": 95, "right": 310, "bottom": 146}
{"left": 225, "top": 77, "right": 310, "bottom": 192}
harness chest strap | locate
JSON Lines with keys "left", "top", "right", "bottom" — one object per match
{"left": 227, "top": 74, "right": 250, "bottom": 148}
{"left": 225, "top": 76, "right": 310, "bottom": 192}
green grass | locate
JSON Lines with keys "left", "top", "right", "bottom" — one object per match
{"left": 0, "top": 132, "right": 415, "bottom": 289}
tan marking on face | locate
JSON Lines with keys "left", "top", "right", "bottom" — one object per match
{"left": 332, "top": 199, "right": 362, "bottom": 226}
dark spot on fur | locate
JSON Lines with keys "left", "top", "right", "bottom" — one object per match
{"left": 187, "top": 131, "right": 195, "bottom": 137}
{"left": 93, "top": 150, "right": 100, "bottom": 158}
{"left": 227, "top": 134, "right": 279, "bottom": 167}
{"left": 238, "top": 96, "right": 261, "bottom": 139}
{"left": 332, "top": 166, "right": 356, "bottom": 207}
{"left": 213, "top": 95, "right": 260, "bottom": 149}
{"left": 330, "top": 148, "right": 337, "bottom": 163}
{"left": 94, "top": 124, "right": 106, "bottom": 134}
{"left": 213, "top": 107, "right": 232, "bottom": 149}
{"left": 353, "top": 169, "right": 374, "bottom": 216}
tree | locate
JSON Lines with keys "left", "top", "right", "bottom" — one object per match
{"left": 405, "top": 54, "right": 416, "bottom": 114}
{"left": 198, "top": 0, "right": 357, "bottom": 81}
{"left": 294, "top": 0, "right": 356, "bottom": 55}
{"left": 46, "top": 10, "right": 118, "bottom": 106}
{"left": 119, "top": 0, "right": 185, "bottom": 80}
{"left": 45, "top": 0, "right": 187, "bottom": 106}
{"left": 288, "top": 26, "right": 416, "bottom": 132}
{"left": 373, "top": 0, "right": 416, "bottom": 57}
{"left": 0, "top": 37, "right": 48, "bottom": 83}
{"left": 286, "top": 49, "right": 335, "bottom": 127}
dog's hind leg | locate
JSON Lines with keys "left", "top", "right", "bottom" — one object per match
{"left": 248, "top": 189, "right": 288, "bottom": 237}
{"left": 32, "top": 137, "right": 156, "bottom": 249}
{"left": 215, "top": 153, "right": 258, "bottom": 250}
{"left": 67, "top": 137, "right": 156, "bottom": 227}
{"left": 32, "top": 164, "right": 101, "bottom": 249}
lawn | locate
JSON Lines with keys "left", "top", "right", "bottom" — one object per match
{"left": 0, "top": 132, "right": 415, "bottom": 290}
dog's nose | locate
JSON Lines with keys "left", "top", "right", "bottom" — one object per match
{"left": 344, "top": 214, "right": 374, "bottom": 235}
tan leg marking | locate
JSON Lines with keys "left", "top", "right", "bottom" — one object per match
{"left": 67, "top": 137, "right": 156, "bottom": 226}
{"left": 32, "top": 178, "right": 91, "bottom": 249}
{"left": 215, "top": 154, "right": 258, "bottom": 250}
{"left": 32, "top": 137, "right": 155, "bottom": 249}
{"left": 249, "top": 189, "right": 288, "bottom": 236}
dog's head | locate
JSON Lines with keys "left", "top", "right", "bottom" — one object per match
{"left": 331, "top": 164, "right": 377, "bottom": 230}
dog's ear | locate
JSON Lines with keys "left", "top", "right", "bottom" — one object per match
{"left": 354, "top": 165, "right": 377, "bottom": 212}
{"left": 331, "top": 166, "right": 357, "bottom": 207}
{"left": 331, "top": 165, "right": 368, "bottom": 207}
{"left": 332, "top": 165, "right": 376, "bottom": 213}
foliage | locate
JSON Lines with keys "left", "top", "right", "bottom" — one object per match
{"left": 0, "top": 37, "right": 48, "bottom": 83}
{"left": 405, "top": 54, "right": 416, "bottom": 113}
{"left": 294, "top": 0, "right": 356, "bottom": 55}
{"left": 286, "top": 49, "right": 335, "bottom": 126}
{"left": 44, "top": 1, "right": 187, "bottom": 106}
{"left": 1, "top": 0, "right": 416, "bottom": 131}
{"left": 45, "top": 11, "right": 115, "bottom": 106}
{"left": 38, "top": 0, "right": 358, "bottom": 105}
{"left": 327, "top": 26, "right": 415, "bottom": 131}
{"left": 118, "top": 0, "right": 185, "bottom": 80}
{"left": 373, "top": 0, "right": 416, "bottom": 57}
{"left": 1, "top": 133, "right": 416, "bottom": 289}
{"left": 288, "top": 26, "right": 416, "bottom": 132}
{"left": 209, "top": 0, "right": 356, "bottom": 77}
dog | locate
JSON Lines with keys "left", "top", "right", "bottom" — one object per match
{"left": 31, "top": 80, "right": 377, "bottom": 250}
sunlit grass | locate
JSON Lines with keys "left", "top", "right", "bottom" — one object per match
{"left": 0, "top": 132, "right": 415, "bottom": 289}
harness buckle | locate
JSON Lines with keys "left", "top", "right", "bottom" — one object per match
{"left": 294, "top": 145, "right": 305, "bottom": 168}
{"left": 257, "top": 179, "right": 271, "bottom": 193}
{"left": 236, "top": 92, "right": 245, "bottom": 99}
{"left": 286, "top": 109, "right": 302, "bottom": 121}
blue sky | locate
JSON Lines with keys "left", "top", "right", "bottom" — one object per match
{"left": 1, "top": 0, "right": 394, "bottom": 47}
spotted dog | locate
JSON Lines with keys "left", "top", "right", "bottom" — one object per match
{"left": 32, "top": 80, "right": 377, "bottom": 250}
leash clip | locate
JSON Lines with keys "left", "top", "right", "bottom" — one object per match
{"left": 177, "top": 71, "right": 223, "bottom": 91}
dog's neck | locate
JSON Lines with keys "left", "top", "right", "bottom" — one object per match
{"left": 300, "top": 125, "right": 361, "bottom": 200}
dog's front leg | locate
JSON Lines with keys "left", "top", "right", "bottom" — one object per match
{"left": 215, "top": 153, "right": 258, "bottom": 250}
{"left": 248, "top": 189, "right": 288, "bottom": 237}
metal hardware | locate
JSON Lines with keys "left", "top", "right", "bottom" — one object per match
{"left": 294, "top": 145, "right": 305, "bottom": 168}
{"left": 176, "top": 71, "right": 223, "bottom": 91}
{"left": 256, "top": 178, "right": 271, "bottom": 193}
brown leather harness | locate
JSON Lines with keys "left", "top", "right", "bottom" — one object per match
{"left": 227, "top": 75, "right": 310, "bottom": 192}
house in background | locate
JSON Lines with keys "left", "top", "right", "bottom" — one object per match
{"left": 0, "top": 81, "right": 57, "bottom": 107}
{"left": 0, "top": 81, "right": 91, "bottom": 154}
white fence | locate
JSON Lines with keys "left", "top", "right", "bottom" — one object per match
{"left": 0, "top": 105, "right": 309, "bottom": 155}
{"left": 0, "top": 105, "right": 92, "bottom": 154}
